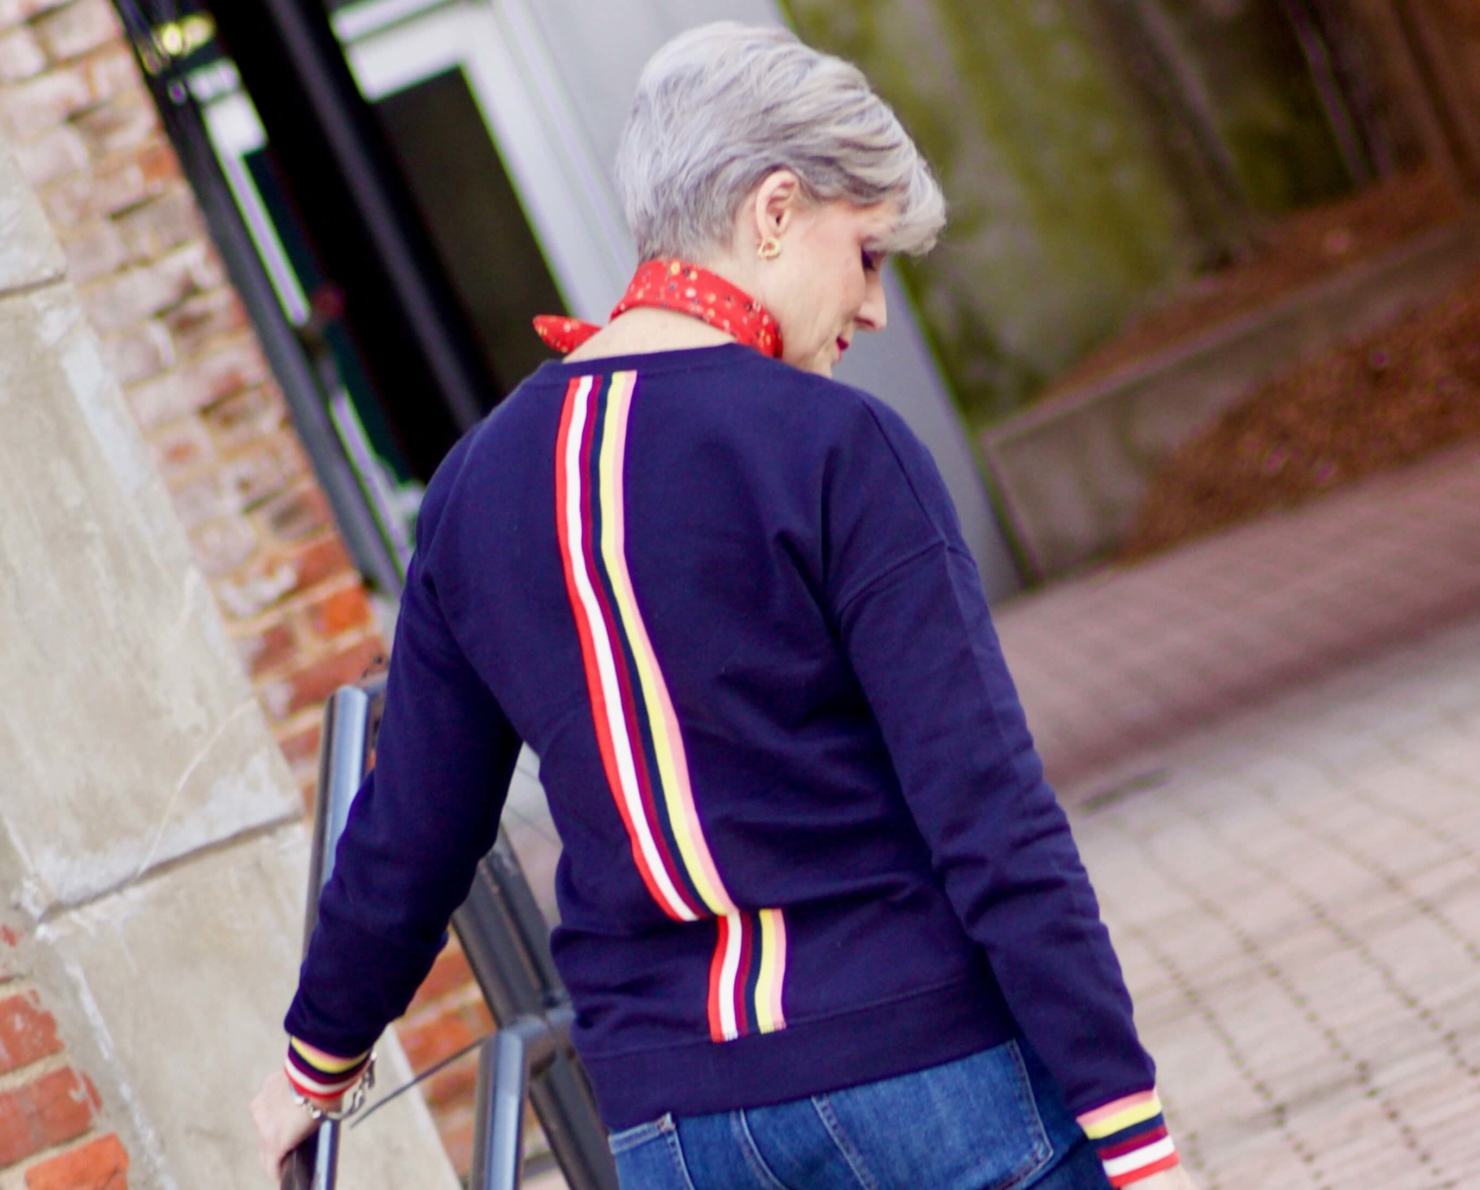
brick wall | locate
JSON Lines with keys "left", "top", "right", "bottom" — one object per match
{"left": 0, "top": 0, "right": 486, "bottom": 1180}
{"left": 0, "top": 929, "right": 126, "bottom": 1189}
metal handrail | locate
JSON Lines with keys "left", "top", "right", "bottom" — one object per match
{"left": 284, "top": 678, "right": 618, "bottom": 1190}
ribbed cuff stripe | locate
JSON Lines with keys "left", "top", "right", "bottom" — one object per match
{"left": 1078, "top": 1090, "right": 1181, "bottom": 1188}
{"left": 285, "top": 1038, "right": 371, "bottom": 1103}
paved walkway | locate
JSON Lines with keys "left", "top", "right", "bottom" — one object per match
{"left": 505, "top": 444, "right": 1480, "bottom": 1188}
{"left": 994, "top": 443, "right": 1480, "bottom": 1188}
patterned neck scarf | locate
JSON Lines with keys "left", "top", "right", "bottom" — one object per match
{"left": 534, "top": 259, "right": 783, "bottom": 359}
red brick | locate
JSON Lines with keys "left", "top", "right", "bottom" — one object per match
{"left": 59, "top": 220, "right": 127, "bottom": 283}
{"left": 25, "top": 1132, "right": 128, "bottom": 1190}
{"left": 150, "top": 239, "right": 224, "bottom": 303}
{"left": 407, "top": 941, "right": 475, "bottom": 1015}
{"left": 165, "top": 475, "right": 230, "bottom": 531}
{"left": 162, "top": 287, "right": 246, "bottom": 359}
{"left": 277, "top": 721, "right": 322, "bottom": 772}
{"left": 0, "top": 993, "right": 61, "bottom": 1075}
{"left": 79, "top": 262, "right": 186, "bottom": 333}
{"left": 396, "top": 1008, "right": 479, "bottom": 1076}
{"left": 295, "top": 537, "right": 357, "bottom": 590}
{"left": 0, "top": 25, "right": 45, "bottom": 82}
{"left": 0, "top": 1068, "right": 99, "bottom": 1167}
{"left": 260, "top": 483, "right": 331, "bottom": 544}
{"left": 236, "top": 619, "right": 295, "bottom": 679}
{"left": 103, "top": 321, "right": 174, "bottom": 385}
{"left": 211, "top": 520, "right": 358, "bottom": 622}
{"left": 40, "top": 138, "right": 174, "bottom": 226}
{"left": 148, "top": 419, "right": 213, "bottom": 479}
{"left": 2, "top": 67, "right": 92, "bottom": 139}
{"left": 274, "top": 636, "right": 386, "bottom": 720}
{"left": 32, "top": 0, "right": 121, "bottom": 63}
{"left": 80, "top": 41, "right": 139, "bottom": 108}
{"left": 12, "top": 122, "right": 87, "bottom": 187}
{"left": 188, "top": 516, "right": 258, "bottom": 578}
{"left": 201, "top": 385, "right": 285, "bottom": 452}
{"left": 304, "top": 585, "right": 371, "bottom": 640}
{"left": 115, "top": 189, "right": 202, "bottom": 264}
{"left": 423, "top": 1049, "right": 480, "bottom": 1109}
{"left": 222, "top": 437, "right": 308, "bottom": 513}
{"left": 128, "top": 339, "right": 270, "bottom": 429}
{"left": 0, "top": 0, "right": 66, "bottom": 34}
{"left": 71, "top": 91, "right": 156, "bottom": 159}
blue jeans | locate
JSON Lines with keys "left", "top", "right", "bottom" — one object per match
{"left": 607, "top": 1040, "right": 1110, "bottom": 1189}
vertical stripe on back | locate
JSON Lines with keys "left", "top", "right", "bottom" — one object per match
{"left": 555, "top": 369, "right": 790, "bottom": 1039}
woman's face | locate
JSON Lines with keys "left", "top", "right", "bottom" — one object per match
{"left": 760, "top": 199, "right": 899, "bottom": 378}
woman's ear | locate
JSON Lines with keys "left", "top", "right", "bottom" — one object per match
{"left": 752, "top": 170, "right": 803, "bottom": 243}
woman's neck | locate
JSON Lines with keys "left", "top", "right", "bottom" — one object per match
{"left": 564, "top": 306, "right": 735, "bottom": 364}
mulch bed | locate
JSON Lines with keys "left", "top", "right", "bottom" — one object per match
{"left": 1120, "top": 265, "right": 1480, "bottom": 560}
{"left": 1047, "top": 169, "right": 1465, "bottom": 396}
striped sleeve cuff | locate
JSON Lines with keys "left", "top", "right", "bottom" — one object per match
{"left": 284, "top": 1037, "right": 372, "bottom": 1103}
{"left": 1077, "top": 1090, "right": 1180, "bottom": 1187}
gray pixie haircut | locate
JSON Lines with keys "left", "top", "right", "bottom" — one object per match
{"left": 615, "top": 22, "right": 946, "bottom": 262}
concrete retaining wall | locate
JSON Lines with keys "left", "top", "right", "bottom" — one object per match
{"left": 981, "top": 217, "right": 1480, "bottom": 579}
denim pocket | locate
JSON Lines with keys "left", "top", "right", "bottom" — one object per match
{"left": 813, "top": 1040, "right": 1053, "bottom": 1190}
{"left": 608, "top": 1113, "right": 696, "bottom": 1190}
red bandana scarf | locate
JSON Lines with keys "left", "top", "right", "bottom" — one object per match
{"left": 534, "top": 259, "right": 782, "bottom": 359}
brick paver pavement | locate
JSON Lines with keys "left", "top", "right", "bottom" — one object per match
{"left": 994, "top": 444, "right": 1480, "bottom": 1188}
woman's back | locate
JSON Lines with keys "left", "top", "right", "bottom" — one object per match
{"left": 293, "top": 343, "right": 1150, "bottom": 1131}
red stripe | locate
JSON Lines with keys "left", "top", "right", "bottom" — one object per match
{"left": 1100, "top": 1124, "right": 1168, "bottom": 1161}
{"left": 707, "top": 916, "right": 730, "bottom": 1042}
{"left": 604, "top": 561, "right": 699, "bottom": 917}
{"left": 576, "top": 378, "right": 690, "bottom": 920}
{"left": 732, "top": 912, "right": 754, "bottom": 1038}
{"left": 556, "top": 378, "right": 673, "bottom": 916}
{"left": 1109, "top": 1151, "right": 1179, "bottom": 1187}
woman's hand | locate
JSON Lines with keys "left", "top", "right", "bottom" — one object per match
{"left": 1134, "top": 1167, "right": 1200, "bottom": 1190}
{"left": 251, "top": 1069, "right": 322, "bottom": 1181}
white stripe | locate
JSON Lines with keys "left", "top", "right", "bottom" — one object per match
{"left": 563, "top": 377, "right": 694, "bottom": 921}
{"left": 1103, "top": 1137, "right": 1176, "bottom": 1179}
{"left": 283, "top": 1058, "right": 357, "bottom": 1097}
{"left": 718, "top": 912, "right": 743, "bottom": 1041}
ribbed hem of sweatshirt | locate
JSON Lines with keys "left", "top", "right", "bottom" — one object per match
{"left": 1077, "top": 1090, "right": 1180, "bottom": 1186}
{"left": 581, "top": 979, "right": 1017, "bottom": 1130}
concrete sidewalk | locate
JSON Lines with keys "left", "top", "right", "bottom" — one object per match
{"left": 994, "top": 445, "right": 1480, "bottom": 1188}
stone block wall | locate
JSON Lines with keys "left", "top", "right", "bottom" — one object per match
{"left": 0, "top": 0, "right": 488, "bottom": 1181}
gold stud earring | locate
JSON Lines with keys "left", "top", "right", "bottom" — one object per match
{"left": 758, "top": 237, "right": 781, "bottom": 260}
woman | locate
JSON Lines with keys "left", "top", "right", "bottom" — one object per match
{"left": 255, "top": 23, "right": 1197, "bottom": 1190}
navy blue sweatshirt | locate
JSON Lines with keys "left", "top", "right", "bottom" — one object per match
{"left": 286, "top": 344, "right": 1157, "bottom": 1137}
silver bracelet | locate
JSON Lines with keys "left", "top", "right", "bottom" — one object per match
{"left": 290, "top": 1050, "right": 376, "bottom": 1122}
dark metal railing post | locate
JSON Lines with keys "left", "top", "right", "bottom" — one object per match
{"left": 282, "top": 680, "right": 382, "bottom": 1190}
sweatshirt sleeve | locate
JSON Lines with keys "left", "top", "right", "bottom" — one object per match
{"left": 284, "top": 512, "right": 520, "bottom": 1059}
{"left": 823, "top": 395, "right": 1177, "bottom": 1186}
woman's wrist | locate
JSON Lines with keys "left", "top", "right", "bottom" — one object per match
{"left": 283, "top": 1037, "right": 373, "bottom": 1106}
{"left": 1076, "top": 1089, "right": 1180, "bottom": 1187}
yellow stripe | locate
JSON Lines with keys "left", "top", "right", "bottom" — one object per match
{"left": 598, "top": 372, "right": 733, "bottom": 916}
{"left": 289, "top": 1037, "right": 367, "bottom": 1073}
{"left": 1081, "top": 1094, "right": 1163, "bottom": 1140}
{"left": 753, "top": 909, "right": 788, "bottom": 1033}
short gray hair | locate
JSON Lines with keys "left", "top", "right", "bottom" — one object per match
{"left": 615, "top": 22, "right": 946, "bottom": 263}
